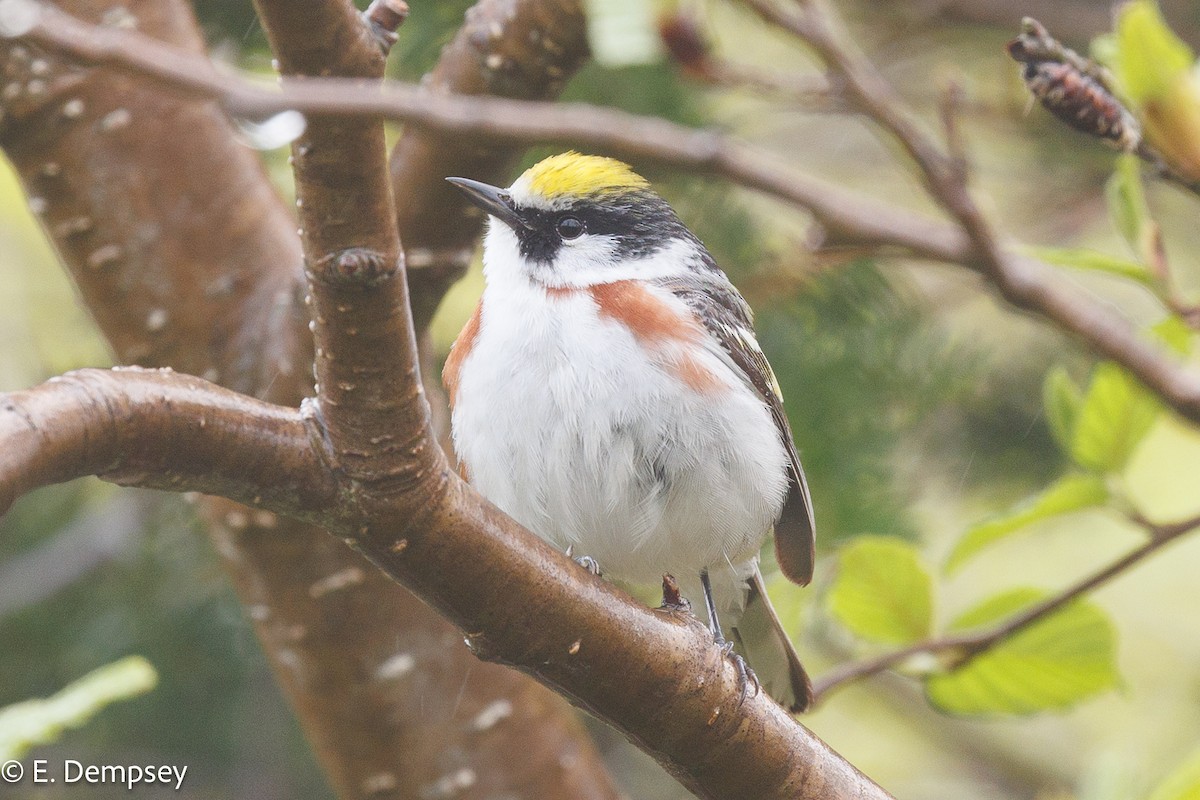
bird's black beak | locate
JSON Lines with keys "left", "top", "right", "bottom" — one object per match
{"left": 446, "top": 177, "right": 528, "bottom": 231}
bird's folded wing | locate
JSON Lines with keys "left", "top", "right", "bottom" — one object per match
{"left": 655, "top": 270, "right": 815, "bottom": 585}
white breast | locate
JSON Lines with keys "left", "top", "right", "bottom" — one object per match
{"left": 451, "top": 273, "right": 789, "bottom": 588}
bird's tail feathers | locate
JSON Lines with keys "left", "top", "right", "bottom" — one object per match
{"left": 732, "top": 567, "right": 813, "bottom": 713}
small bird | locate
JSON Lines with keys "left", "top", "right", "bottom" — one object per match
{"left": 444, "top": 152, "right": 815, "bottom": 711}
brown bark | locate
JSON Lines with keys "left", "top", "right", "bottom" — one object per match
{"left": 1, "top": 1, "right": 618, "bottom": 798}
{"left": 0, "top": 2, "right": 898, "bottom": 797}
{"left": 0, "top": 336, "right": 896, "bottom": 800}
{"left": 15, "top": 8, "right": 1200, "bottom": 429}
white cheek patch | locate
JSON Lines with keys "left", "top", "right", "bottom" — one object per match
{"left": 540, "top": 237, "right": 699, "bottom": 288}
{"left": 481, "top": 220, "right": 526, "bottom": 284}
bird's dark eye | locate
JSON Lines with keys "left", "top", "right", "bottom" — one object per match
{"left": 556, "top": 216, "right": 585, "bottom": 240}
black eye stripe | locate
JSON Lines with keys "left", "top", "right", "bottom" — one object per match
{"left": 512, "top": 192, "right": 699, "bottom": 265}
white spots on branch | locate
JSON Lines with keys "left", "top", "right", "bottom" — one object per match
{"left": 39, "top": 161, "right": 60, "bottom": 177}
{"left": 2, "top": 82, "right": 19, "bottom": 101}
{"left": 251, "top": 510, "right": 277, "bottom": 528}
{"left": 100, "top": 6, "right": 137, "bottom": 29}
{"left": 223, "top": 509, "right": 249, "bottom": 530}
{"left": 275, "top": 647, "right": 301, "bottom": 675}
{"left": 469, "top": 698, "right": 512, "bottom": 732}
{"left": 374, "top": 651, "right": 415, "bottom": 681}
{"left": 485, "top": 53, "right": 504, "bottom": 70}
{"left": 361, "top": 773, "right": 398, "bottom": 796}
{"left": 26, "top": 195, "right": 46, "bottom": 214}
{"left": 98, "top": 107, "right": 131, "bottom": 132}
{"left": 249, "top": 604, "right": 270, "bottom": 621}
{"left": 307, "top": 566, "right": 365, "bottom": 598}
{"left": 53, "top": 215, "right": 92, "bottom": 238}
{"left": 558, "top": 750, "right": 579, "bottom": 771}
{"left": 405, "top": 248, "right": 435, "bottom": 268}
{"left": 85, "top": 244, "right": 123, "bottom": 270}
{"left": 144, "top": 308, "right": 168, "bottom": 332}
{"left": 0, "top": 0, "right": 41, "bottom": 39}
{"left": 24, "top": 77, "right": 43, "bottom": 94}
{"left": 419, "top": 767, "right": 476, "bottom": 799}
{"left": 60, "top": 97, "right": 83, "bottom": 118}
{"left": 209, "top": 531, "right": 242, "bottom": 564}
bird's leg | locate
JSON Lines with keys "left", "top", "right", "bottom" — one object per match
{"left": 564, "top": 545, "right": 602, "bottom": 576}
{"left": 700, "top": 569, "right": 761, "bottom": 706}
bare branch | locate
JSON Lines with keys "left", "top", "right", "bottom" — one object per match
{"left": 739, "top": 0, "right": 1200, "bottom": 421}
{"left": 0, "top": 367, "right": 895, "bottom": 798}
{"left": 0, "top": 368, "right": 332, "bottom": 516}
{"left": 252, "top": 0, "right": 436, "bottom": 499}
{"left": 10, "top": 2, "right": 1200, "bottom": 425}
{"left": 811, "top": 511, "right": 1200, "bottom": 705}
{"left": 4, "top": 1, "right": 623, "bottom": 796}
{"left": 0, "top": 3, "right": 306, "bottom": 395}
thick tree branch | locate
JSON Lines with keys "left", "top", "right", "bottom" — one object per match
{"left": 9, "top": 1, "right": 1200, "bottom": 425}
{"left": 2, "top": 1, "right": 622, "bottom": 797}
{"left": 253, "top": 0, "right": 431, "bottom": 498}
{"left": 0, "top": 364, "right": 895, "bottom": 799}
{"left": 0, "top": 0, "right": 306, "bottom": 395}
{"left": 0, "top": 2, "right": 899, "bottom": 794}
{"left": 0, "top": 367, "right": 332, "bottom": 515}
{"left": 811, "top": 511, "right": 1200, "bottom": 705}
{"left": 251, "top": 3, "right": 624, "bottom": 798}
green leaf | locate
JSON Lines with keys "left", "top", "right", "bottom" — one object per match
{"left": 1071, "top": 362, "right": 1160, "bottom": 473}
{"left": 1113, "top": 1, "right": 1194, "bottom": 106}
{"left": 1105, "top": 154, "right": 1153, "bottom": 259}
{"left": 924, "top": 589, "right": 1120, "bottom": 716}
{"left": 1027, "top": 246, "right": 1152, "bottom": 285}
{"left": 827, "top": 536, "right": 934, "bottom": 644}
{"left": 0, "top": 657, "right": 157, "bottom": 760}
{"left": 945, "top": 474, "right": 1109, "bottom": 573}
{"left": 1044, "top": 366, "right": 1084, "bottom": 452}
{"left": 1148, "top": 747, "right": 1200, "bottom": 800}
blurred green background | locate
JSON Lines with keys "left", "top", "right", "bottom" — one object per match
{"left": 3, "top": 1, "right": 1200, "bottom": 798}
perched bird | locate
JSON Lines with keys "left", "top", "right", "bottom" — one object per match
{"left": 444, "top": 152, "right": 815, "bottom": 711}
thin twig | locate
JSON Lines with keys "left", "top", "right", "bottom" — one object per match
{"left": 811, "top": 511, "right": 1200, "bottom": 705}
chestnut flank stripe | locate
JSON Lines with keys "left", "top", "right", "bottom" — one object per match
{"left": 443, "top": 300, "right": 482, "bottom": 408}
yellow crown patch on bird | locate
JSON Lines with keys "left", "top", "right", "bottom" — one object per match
{"left": 519, "top": 152, "right": 650, "bottom": 199}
